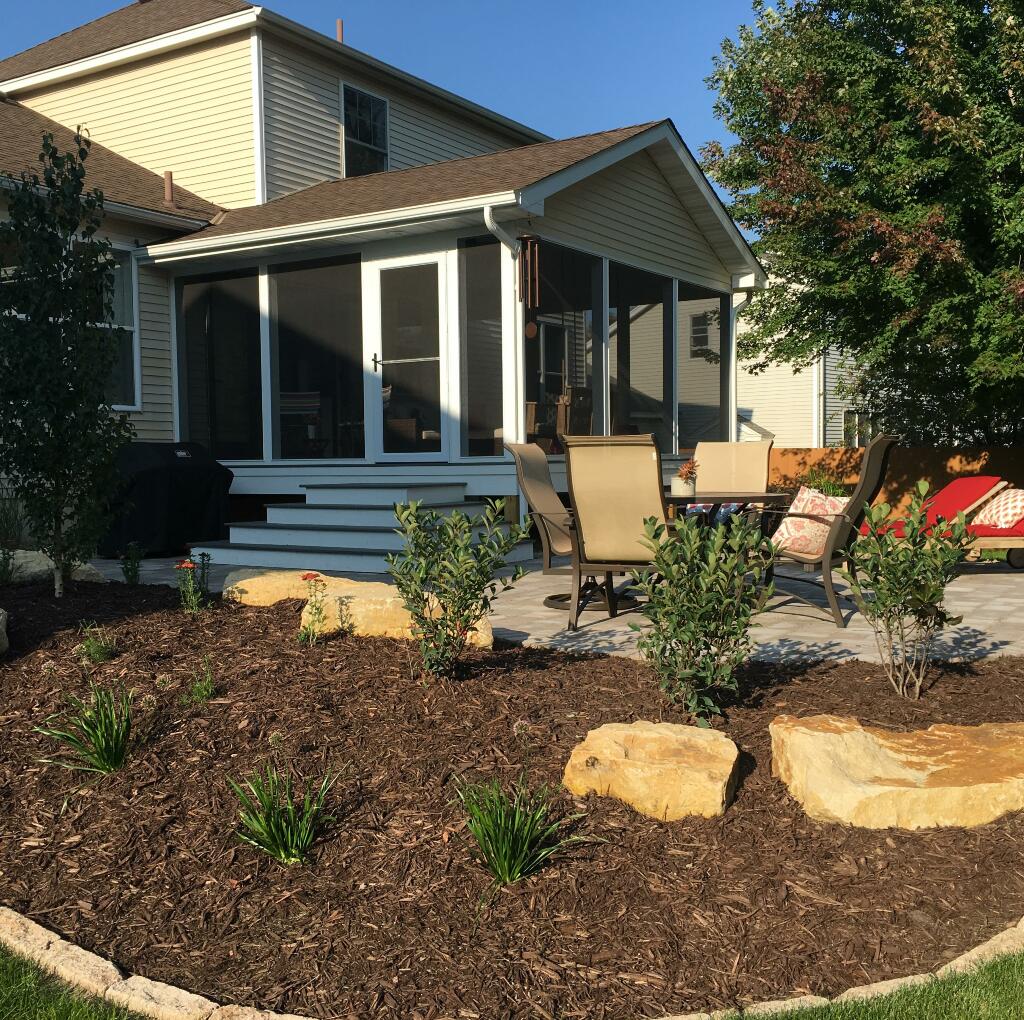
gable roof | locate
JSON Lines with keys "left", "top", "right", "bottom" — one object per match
{"left": 181, "top": 123, "right": 661, "bottom": 241}
{"left": 0, "top": 0, "right": 253, "bottom": 82}
{"left": 0, "top": 98, "right": 219, "bottom": 223}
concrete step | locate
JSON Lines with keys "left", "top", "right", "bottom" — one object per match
{"left": 264, "top": 501, "right": 490, "bottom": 528}
{"left": 226, "top": 520, "right": 518, "bottom": 552}
{"left": 301, "top": 481, "right": 467, "bottom": 507}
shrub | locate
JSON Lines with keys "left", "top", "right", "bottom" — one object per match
{"left": 456, "top": 777, "right": 581, "bottom": 887}
{"left": 229, "top": 762, "right": 336, "bottom": 865}
{"left": 182, "top": 655, "right": 216, "bottom": 705}
{"left": 297, "top": 572, "right": 328, "bottom": 645}
{"left": 175, "top": 552, "right": 211, "bottom": 614}
{"left": 0, "top": 486, "right": 22, "bottom": 585}
{"left": 798, "top": 467, "right": 848, "bottom": 498}
{"left": 386, "top": 499, "right": 528, "bottom": 678}
{"left": 841, "top": 481, "right": 970, "bottom": 699}
{"left": 35, "top": 683, "right": 133, "bottom": 774}
{"left": 120, "top": 542, "right": 143, "bottom": 585}
{"left": 630, "top": 514, "right": 775, "bottom": 724}
{"left": 76, "top": 621, "right": 117, "bottom": 664}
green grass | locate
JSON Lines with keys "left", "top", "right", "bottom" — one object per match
{"left": 0, "top": 947, "right": 138, "bottom": 1020}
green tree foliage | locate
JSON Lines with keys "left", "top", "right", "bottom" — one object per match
{"left": 705, "top": 1, "right": 1024, "bottom": 443}
{"left": 0, "top": 132, "right": 132, "bottom": 596}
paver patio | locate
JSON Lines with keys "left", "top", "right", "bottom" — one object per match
{"left": 89, "top": 556, "right": 1024, "bottom": 663}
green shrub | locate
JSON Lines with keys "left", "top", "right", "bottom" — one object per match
{"left": 456, "top": 777, "right": 581, "bottom": 887}
{"left": 35, "top": 683, "right": 133, "bottom": 774}
{"left": 386, "top": 499, "right": 528, "bottom": 678}
{"left": 76, "top": 621, "right": 117, "bottom": 664}
{"left": 0, "top": 486, "right": 22, "bottom": 584}
{"left": 798, "top": 466, "right": 848, "bottom": 497}
{"left": 631, "top": 514, "right": 775, "bottom": 723}
{"left": 120, "top": 542, "right": 143, "bottom": 585}
{"left": 229, "top": 762, "right": 336, "bottom": 865}
{"left": 182, "top": 655, "right": 216, "bottom": 705}
{"left": 842, "top": 481, "right": 970, "bottom": 699}
{"left": 174, "top": 552, "right": 211, "bottom": 614}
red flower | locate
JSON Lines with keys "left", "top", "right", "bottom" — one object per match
{"left": 175, "top": 560, "right": 196, "bottom": 570}
{"left": 301, "top": 572, "right": 319, "bottom": 581}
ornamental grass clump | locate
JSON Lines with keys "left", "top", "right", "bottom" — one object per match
{"left": 386, "top": 499, "right": 528, "bottom": 678}
{"left": 842, "top": 481, "right": 971, "bottom": 700}
{"left": 35, "top": 683, "right": 133, "bottom": 774}
{"left": 182, "top": 655, "right": 216, "bottom": 706}
{"left": 456, "top": 777, "right": 582, "bottom": 887}
{"left": 631, "top": 514, "right": 774, "bottom": 724}
{"left": 229, "top": 762, "right": 336, "bottom": 865}
{"left": 76, "top": 621, "right": 117, "bottom": 664}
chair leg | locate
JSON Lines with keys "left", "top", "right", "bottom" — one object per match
{"left": 567, "top": 564, "right": 583, "bottom": 631}
{"left": 822, "top": 565, "right": 846, "bottom": 629}
{"left": 605, "top": 572, "right": 618, "bottom": 618}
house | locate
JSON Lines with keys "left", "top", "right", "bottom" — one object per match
{"left": 0, "top": 0, "right": 764, "bottom": 570}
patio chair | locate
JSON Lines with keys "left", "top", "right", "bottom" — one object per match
{"left": 862, "top": 475, "right": 1007, "bottom": 538}
{"left": 693, "top": 440, "right": 773, "bottom": 495}
{"left": 562, "top": 433, "right": 668, "bottom": 630}
{"left": 506, "top": 440, "right": 573, "bottom": 582}
{"left": 764, "top": 433, "right": 898, "bottom": 628}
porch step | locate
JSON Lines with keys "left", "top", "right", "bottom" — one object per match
{"left": 301, "top": 481, "right": 467, "bottom": 507}
{"left": 188, "top": 540, "right": 397, "bottom": 574}
{"left": 264, "top": 500, "right": 488, "bottom": 528}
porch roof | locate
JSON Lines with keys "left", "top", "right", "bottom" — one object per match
{"left": 0, "top": 98, "right": 220, "bottom": 226}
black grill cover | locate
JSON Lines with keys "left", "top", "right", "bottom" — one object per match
{"left": 99, "top": 442, "right": 234, "bottom": 558}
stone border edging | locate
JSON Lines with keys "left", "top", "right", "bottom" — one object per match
{"left": 2, "top": 905, "right": 1024, "bottom": 1020}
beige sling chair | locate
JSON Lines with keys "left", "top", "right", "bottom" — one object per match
{"left": 506, "top": 442, "right": 638, "bottom": 613}
{"left": 693, "top": 440, "right": 773, "bottom": 495}
{"left": 562, "top": 433, "right": 668, "bottom": 630}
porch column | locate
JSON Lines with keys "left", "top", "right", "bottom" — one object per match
{"left": 719, "top": 293, "right": 735, "bottom": 441}
{"left": 258, "top": 265, "right": 275, "bottom": 460}
{"left": 592, "top": 257, "right": 610, "bottom": 434}
{"left": 665, "top": 278, "right": 679, "bottom": 454}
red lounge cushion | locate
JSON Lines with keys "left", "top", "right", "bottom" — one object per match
{"left": 860, "top": 475, "right": 1004, "bottom": 536}
{"left": 970, "top": 520, "right": 1024, "bottom": 538}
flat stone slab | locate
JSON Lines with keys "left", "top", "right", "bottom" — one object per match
{"left": 563, "top": 720, "right": 740, "bottom": 821}
{"left": 106, "top": 974, "right": 217, "bottom": 1020}
{"left": 771, "top": 713, "right": 1024, "bottom": 829}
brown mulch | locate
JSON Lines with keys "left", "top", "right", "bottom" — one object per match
{"left": 2, "top": 581, "right": 1024, "bottom": 1019}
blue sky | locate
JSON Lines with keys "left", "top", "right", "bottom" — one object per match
{"left": 3, "top": 0, "right": 757, "bottom": 154}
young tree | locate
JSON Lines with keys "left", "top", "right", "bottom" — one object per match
{"left": 0, "top": 132, "right": 132, "bottom": 596}
{"left": 704, "top": 1, "right": 1024, "bottom": 444}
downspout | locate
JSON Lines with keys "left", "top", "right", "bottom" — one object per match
{"left": 483, "top": 205, "right": 521, "bottom": 256}
{"left": 730, "top": 289, "right": 754, "bottom": 441}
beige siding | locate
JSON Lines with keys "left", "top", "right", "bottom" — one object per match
{"left": 532, "top": 151, "right": 732, "bottom": 293}
{"left": 824, "top": 348, "right": 855, "bottom": 445}
{"left": 261, "top": 37, "right": 521, "bottom": 199}
{"left": 736, "top": 360, "right": 816, "bottom": 447}
{"left": 134, "top": 264, "right": 175, "bottom": 442}
{"left": 20, "top": 34, "right": 256, "bottom": 208}
{"left": 678, "top": 297, "right": 724, "bottom": 445}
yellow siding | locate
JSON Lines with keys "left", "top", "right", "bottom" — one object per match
{"left": 134, "top": 264, "right": 175, "bottom": 442}
{"left": 262, "top": 37, "right": 521, "bottom": 199}
{"left": 20, "top": 34, "right": 256, "bottom": 208}
{"left": 532, "top": 151, "right": 732, "bottom": 293}
{"left": 736, "top": 360, "right": 816, "bottom": 447}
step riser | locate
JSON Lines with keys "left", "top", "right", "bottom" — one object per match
{"left": 229, "top": 524, "right": 521, "bottom": 552}
{"left": 302, "top": 484, "right": 465, "bottom": 507}
{"left": 191, "top": 545, "right": 395, "bottom": 574}
{"left": 266, "top": 504, "right": 489, "bottom": 527}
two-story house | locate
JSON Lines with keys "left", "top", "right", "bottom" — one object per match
{"left": 0, "top": 0, "right": 764, "bottom": 570}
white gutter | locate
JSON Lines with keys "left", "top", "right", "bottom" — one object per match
{"left": 142, "top": 191, "right": 520, "bottom": 263}
{"left": 483, "top": 205, "right": 521, "bottom": 256}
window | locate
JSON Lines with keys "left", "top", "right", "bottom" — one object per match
{"left": 106, "top": 251, "right": 137, "bottom": 408}
{"left": 343, "top": 85, "right": 388, "bottom": 177}
{"left": 689, "top": 312, "right": 709, "bottom": 356}
{"left": 843, "top": 409, "right": 874, "bottom": 447}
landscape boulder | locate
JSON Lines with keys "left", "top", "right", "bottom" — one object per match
{"left": 223, "top": 568, "right": 492, "bottom": 647}
{"left": 6, "top": 551, "right": 106, "bottom": 585}
{"left": 563, "top": 720, "right": 740, "bottom": 821}
{"left": 771, "top": 713, "right": 1024, "bottom": 829}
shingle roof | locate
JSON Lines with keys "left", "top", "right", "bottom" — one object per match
{"left": 185, "top": 122, "right": 661, "bottom": 241}
{"left": 0, "top": 98, "right": 219, "bottom": 222}
{"left": 0, "top": 0, "right": 253, "bottom": 83}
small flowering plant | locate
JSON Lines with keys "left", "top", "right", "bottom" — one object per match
{"left": 175, "top": 551, "right": 212, "bottom": 615}
{"left": 298, "top": 571, "right": 328, "bottom": 645}
{"left": 676, "top": 459, "right": 698, "bottom": 483}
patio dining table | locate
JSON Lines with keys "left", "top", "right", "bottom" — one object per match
{"left": 665, "top": 490, "right": 791, "bottom": 522}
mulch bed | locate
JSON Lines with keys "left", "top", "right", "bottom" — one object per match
{"left": 2, "top": 581, "right": 1024, "bottom": 1019}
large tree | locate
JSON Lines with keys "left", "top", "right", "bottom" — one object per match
{"left": 704, "top": 0, "right": 1024, "bottom": 444}
{"left": 0, "top": 132, "right": 132, "bottom": 596}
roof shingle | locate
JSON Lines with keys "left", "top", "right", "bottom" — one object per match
{"left": 187, "top": 122, "right": 661, "bottom": 240}
{"left": 0, "top": 98, "right": 219, "bottom": 222}
{"left": 0, "top": 0, "right": 253, "bottom": 83}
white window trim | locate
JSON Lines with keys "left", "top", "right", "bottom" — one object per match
{"left": 110, "top": 243, "right": 142, "bottom": 414}
{"left": 339, "top": 80, "right": 391, "bottom": 178}
{"left": 689, "top": 311, "right": 710, "bottom": 359}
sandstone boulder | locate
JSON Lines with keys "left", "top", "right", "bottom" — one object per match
{"left": 771, "top": 713, "right": 1024, "bottom": 829}
{"left": 563, "top": 720, "right": 740, "bottom": 821}
{"left": 7, "top": 551, "right": 106, "bottom": 585}
{"left": 224, "top": 568, "right": 492, "bottom": 648}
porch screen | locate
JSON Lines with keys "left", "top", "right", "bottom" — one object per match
{"left": 459, "top": 237, "right": 503, "bottom": 456}
{"left": 269, "top": 256, "right": 364, "bottom": 459}
{"left": 609, "top": 262, "right": 672, "bottom": 449}
{"left": 523, "top": 240, "right": 601, "bottom": 450}
{"left": 678, "top": 284, "right": 728, "bottom": 446}
{"left": 180, "top": 271, "right": 262, "bottom": 460}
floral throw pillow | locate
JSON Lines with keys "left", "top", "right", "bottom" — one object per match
{"left": 973, "top": 489, "right": 1024, "bottom": 530}
{"left": 773, "top": 486, "right": 850, "bottom": 558}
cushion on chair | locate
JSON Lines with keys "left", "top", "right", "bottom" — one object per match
{"left": 859, "top": 475, "right": 1004, "bottom": 536}
{"left": 773, "top": 486, "right": 850, "bottom": 559}
{"left": 970, "top": 520, "right": 1024, "bottom": 538}
{"left": 972, "top": 489, "right": 1024, "bottom": 531}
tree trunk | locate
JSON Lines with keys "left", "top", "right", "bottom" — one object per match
{"left": 53, "top": 564, "right": 64, "bottom": 599}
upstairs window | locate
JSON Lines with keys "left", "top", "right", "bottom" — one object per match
{"left": 343, "top": 85, "right": 389, "bottom": 176}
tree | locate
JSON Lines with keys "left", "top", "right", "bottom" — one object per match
{"left": 704, "top": 1, "right": 1024, "bottom": 444}
{"left": 0, "top": 132, "right": 132, "bottom": 596}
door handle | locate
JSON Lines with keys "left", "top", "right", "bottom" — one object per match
{"left": 372, "top": 353, "right": 381, "bottom": 373}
